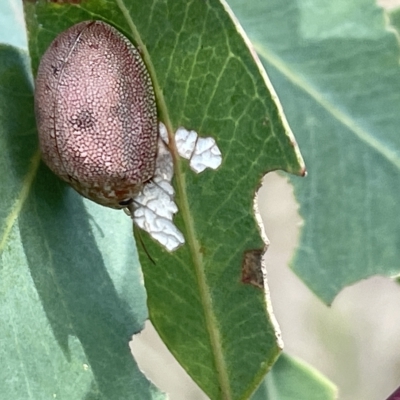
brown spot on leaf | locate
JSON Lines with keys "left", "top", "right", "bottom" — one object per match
{"left": 262, "top": 116, "right": 270, "bottom": 126}
{"left": 241, "top": 249, "right": 265, "bottom": 289}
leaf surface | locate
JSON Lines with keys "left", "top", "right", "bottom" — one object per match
{"left": 15, "top": 0, "right": 304, "bottom": 399}
{"left": 229, "top": 0, "right": 400, "bottom": 304}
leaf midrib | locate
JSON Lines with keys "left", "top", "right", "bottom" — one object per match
{"left": 117, "top": 1, "right": 232, "bottom": 398}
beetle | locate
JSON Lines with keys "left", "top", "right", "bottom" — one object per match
{"left": 35, "top": 20, "right": 158, "bottom": 209}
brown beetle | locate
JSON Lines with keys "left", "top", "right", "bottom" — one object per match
{"left": 35, "top": 21, "right": 158, "bottom": 208}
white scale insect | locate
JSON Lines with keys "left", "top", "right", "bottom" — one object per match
{"left": 35, "top": 20, "right": 222, "bottom": 252}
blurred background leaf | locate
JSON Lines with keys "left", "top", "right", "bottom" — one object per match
{"left": 253, "top": 353, "right": 337, "bottom": 400}
{"left": 228, "top": 0, "right": 400, "bottom": 303}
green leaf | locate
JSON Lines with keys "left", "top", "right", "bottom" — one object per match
{"left": 1, "top": 4, "right": 163, "bottom": 400}
{"left": 251, "top": 353, "right": 337, "bottom": 400}
{"left": 15, "top": 0, "right": 304, "bottom": 399}
{"left": 228, "top": 0, "right": 400, "bottom": 303}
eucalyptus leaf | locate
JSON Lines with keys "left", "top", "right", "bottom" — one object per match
{"left": 229, "top": 0, "right": 400, "bottom": 303}
{"left": 4, "top": 0, "right": 305, "bottom": 398}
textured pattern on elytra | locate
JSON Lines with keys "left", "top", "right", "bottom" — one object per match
{"left": 35, "top": 21, "right": 158, "bottom": 208}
